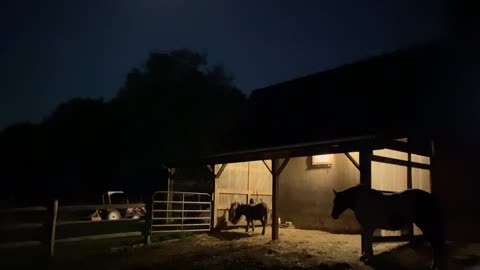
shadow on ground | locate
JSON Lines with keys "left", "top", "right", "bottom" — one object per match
{"left": 209, "top": 230, "right": 257, "bottom": 241}
{"left": 364, "top": 242, "right": 480, "bottom": 270}
{"left": 364, "top": 243, "right": 432, "bottom": 270}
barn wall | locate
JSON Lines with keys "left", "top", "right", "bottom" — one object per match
{"left": 278, "top": 153, "right": 361, "bottom": 233}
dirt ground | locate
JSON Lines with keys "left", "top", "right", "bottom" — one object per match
{"left": 8, "top": 227, "right": 480, "bottom": 270}
{"left": 45, "top": 227, "right": 480, "bottom": 270}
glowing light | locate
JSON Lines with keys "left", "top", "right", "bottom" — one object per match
{"left": 312, "top": 154, "right": 332, "bottom": 167}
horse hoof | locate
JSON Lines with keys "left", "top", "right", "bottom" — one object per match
{"left": 359, "top": 254, "right": 373, "bottom": 262}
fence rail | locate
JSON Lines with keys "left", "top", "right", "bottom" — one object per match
{"left": 59, "top": 203, "right": 145, "bottom": 211}
{"left": 0, "top": 206, "right": 47, "bottom": 214}
{"left": 0, "top": 191, "right": 212, "bottom": 257}
{"left": 0, "top": 201, "right": 147, "bottom": 256}
{"left": 0, "top": 205, "right": 49, "bottom": 250}
{"left": 0, "top": 223, "right": 44, "bottom": 231}
{"left": 151, "top": 191, "right": 211, "bottom": 234}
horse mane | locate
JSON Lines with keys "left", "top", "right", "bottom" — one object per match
{"left": 342, "top": 184, "right": 368, "bottom": 193}
{"left": 354, "top": 184, "right": 369, "bottom": 190}
{"left": 340, "top": 184, "right": 382, "bottom": 200}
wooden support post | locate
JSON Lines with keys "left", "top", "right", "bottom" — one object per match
{"left": 271, "top": 159, "right": 279, "bottom": 241}
{"left": 407, "top": 152, "right": 414, "bottom": 239}
{"left": 209, "top": 164, "right": 216, "bottom": 231}
{"left": 166, "top": 168, "right": 175, "bottom": 222}
{"left": 429, "top": 139, "right": 436, "bottom": 195}
{"left": 49, "top": 200, "right": 58, "bottom": 257}
{"left": 247, "top": 162, "right": 250, "bottom": 204}
{"left": 359, "top": 149, "right": 372, "bottom": 254}
{"left": 407, "top": 153, "right": 412, "bottom": 189}
{"left": 359, "top": 149, "right": 372, "bottom": 187}
{"left": 212, "top": 164, "right": 226, "bottom": 230}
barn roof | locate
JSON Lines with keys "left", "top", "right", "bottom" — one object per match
{"left": 239, "top": 40, "right": 451, "bottom": 150}
{"left": 165, "top": 135, "right": 374, "bottom": 167}
{"left": 167, "top": 39, "right": 451, "bottom": 167}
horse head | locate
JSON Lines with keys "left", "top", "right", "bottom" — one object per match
{"left": 331, "top": 189, "right": 350, "bottom": 219}
{"left": 228, "top": 201, "right": 240, "bottom": 224}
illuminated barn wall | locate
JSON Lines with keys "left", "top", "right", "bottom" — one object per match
{"left": 214, "top": 160, "right": 273, "bottom": 226}
{"left": 278, "top": 153, "right": 361, "bottom": 233}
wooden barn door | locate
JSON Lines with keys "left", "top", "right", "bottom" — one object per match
{"left": 214, "top": 160, "right": 272, "bottom": 227}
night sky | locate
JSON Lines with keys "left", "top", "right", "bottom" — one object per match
{"left": 1, "top": 0, "right": 446, "bottom": 129}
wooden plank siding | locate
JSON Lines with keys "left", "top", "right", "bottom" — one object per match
{"left": 214, "top": 161, "right": 272, "bottom": 227}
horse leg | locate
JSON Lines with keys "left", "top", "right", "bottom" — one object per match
{"left": 251, "top": 219, "right": 255, "bottom": 232}
{"left": 261, "top": 217, "right": 266, "bottom": 235}
{"left": 246, "top": 218, "right": 250, "bottom": 232}
{"left": 431, "top": 240, "right": 443, "bottom": 270}
{"left": 415, "top": 221, "right": 444, "bottom": 270}
{"left": 360, "top": 228, "right": 375, "bottom": 262}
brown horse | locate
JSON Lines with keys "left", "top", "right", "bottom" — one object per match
{"left": 228, "top": 202, "right": 268, "bottom": 235}
{"left": 332, "top": 185, "right": 444, "bottom": 270}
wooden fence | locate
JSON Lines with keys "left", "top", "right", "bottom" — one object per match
{"left": 0, "top": 201, "right": 147, "bottom": 256}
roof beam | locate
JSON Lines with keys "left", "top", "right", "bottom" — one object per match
{"left": 344, "top": 153, "right": 360, "bottom": 170}
{"left": 215, "top": 164, "right": 228, "bottom": 179}
{"left": 261, "top": 160, "right": 273, "bottom": 175}
{"left": 275, "top": 158, "right": 290, "bottom": 176}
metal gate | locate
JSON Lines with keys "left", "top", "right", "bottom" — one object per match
{"left": 151, "top": 191, "right": 211, "bottom": 233}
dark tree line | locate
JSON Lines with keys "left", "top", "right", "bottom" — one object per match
{"left": 0, "top": 49, "right": 247, "bottom": 205}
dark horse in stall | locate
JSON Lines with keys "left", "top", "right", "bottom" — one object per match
{"left": 228, "top": 202, "right": 269, "bottom": 235}
{"left": 331, "top": 185, "right": 444, "bottom": 270}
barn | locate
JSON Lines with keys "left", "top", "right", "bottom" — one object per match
{"left": 169, "top": 135, "right": 432, "bottom": 244}
{"left": 163, "top": 39, "right": 480, "bottom": 246}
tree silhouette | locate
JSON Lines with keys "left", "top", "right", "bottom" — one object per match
{"left": 0, "top": 49, "right": 247, "bottom": 204}
{"left": 112, "top": 49, "right": 245, "bottom": 161}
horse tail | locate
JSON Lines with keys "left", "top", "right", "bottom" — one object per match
{"left": 262, "top": 203, "right": 268, "bottom": 222}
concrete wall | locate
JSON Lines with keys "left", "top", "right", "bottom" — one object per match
{"left": 278, "top": 153, "right": 361, "bottom": 233}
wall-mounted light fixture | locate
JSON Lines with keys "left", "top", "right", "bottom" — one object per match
{"left": 312, "top": 154, "right": 332, "bottom": 168}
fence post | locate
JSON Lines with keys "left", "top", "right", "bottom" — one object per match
{"left": 181, "top": 193, "right": 185, "bottom": 232}
{"left": 144, "top": 193, "right": 153, "bottom": 246}
{"left": 49, "top": 200, "right": 59, "bottom": 257}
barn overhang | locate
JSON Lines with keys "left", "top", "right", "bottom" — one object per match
{"left": 165, "top": 134, "right": 433, "bottom": 168}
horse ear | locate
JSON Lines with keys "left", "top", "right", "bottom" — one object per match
{"left": 333, "top": 189, "right": 337, "bottom": 196}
